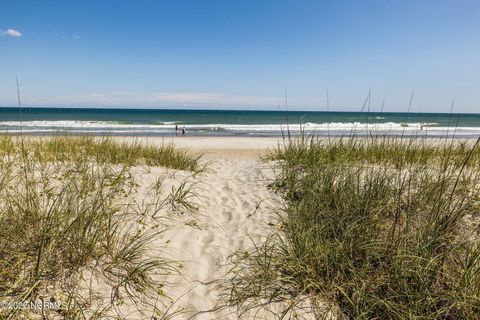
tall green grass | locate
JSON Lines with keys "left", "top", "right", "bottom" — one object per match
{"left": 226, "top": 135, "right": 480, "bottom": 319}
{"left": 0, "top": 135, "right": 201, "bottom": 319}
{"left": 0, "top": 135, "right": 203, "bottom": 172}
{"left": 264, "top": 135, "right": 480, "bottom": 168}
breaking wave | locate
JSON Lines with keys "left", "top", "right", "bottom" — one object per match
{"left": 0, "top": 120, "right": 478, "bottom": 137}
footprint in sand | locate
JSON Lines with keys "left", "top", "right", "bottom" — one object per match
{"left": 222, "top": 210, "right": 233, "bottom": 221}
{"left": 202, "top": 232, "right": 214, "bottom": 245}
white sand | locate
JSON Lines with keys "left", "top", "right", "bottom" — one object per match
{"left": 120, "top": 135, "right": 283, "bottom": 157}
{"left": 130, "top": 136, "right": 285, "bottom": 319}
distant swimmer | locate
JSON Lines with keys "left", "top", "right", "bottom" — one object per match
{"left": 182, "top": 126, "right": 186, "bottom": 136}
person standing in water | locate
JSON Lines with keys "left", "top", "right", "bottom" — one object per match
{"left": 182, "top": 126, "right": 186, "bottom": 136}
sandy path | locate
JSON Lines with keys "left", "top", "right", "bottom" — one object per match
{"left": 148, "top": 140, "right": 281, "bottom": 319}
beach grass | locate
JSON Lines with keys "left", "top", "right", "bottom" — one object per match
{"left": 0, "top": 135, "right": 202, "bottom": 319}
{"left": 0, "top": 135, "right": 203, "bottom": 172}
{"left": 226, "top": 135, "right": 480, "bottom": 319}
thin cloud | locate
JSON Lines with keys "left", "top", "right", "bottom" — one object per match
{"left": 24, "top": 91, "right": 285, "bottom": 108}
{"left": 0, "top": 28, "right": 22, "bottom": 37}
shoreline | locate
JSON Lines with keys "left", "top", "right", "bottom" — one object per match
{"left": 2, "top": 131, "right": 480, "bottom": 140}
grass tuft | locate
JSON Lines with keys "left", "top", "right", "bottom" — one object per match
{"left": 0, "top": 135, "right": 203, "bottom": 172}
{"left": 0, "top": 135, "right": 202, "bottom": 319}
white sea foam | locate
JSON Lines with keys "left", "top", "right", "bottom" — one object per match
{"left": 157, "top": 121, "right": 184, "bottom": 125}
{"left": 0, "top": 120, "right": 479, "bottom": 136}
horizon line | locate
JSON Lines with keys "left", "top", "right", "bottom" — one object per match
{"left": 0, "top": 105, "right": 479, "bottom": 116}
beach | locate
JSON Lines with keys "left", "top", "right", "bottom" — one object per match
{"left": 1, "top": 133, "right": 480, "bottom": 319}
{"left": 3, "top": 1, "right": 478, "bottom": 317}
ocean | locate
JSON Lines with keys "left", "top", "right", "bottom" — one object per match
{"left": 1, "top": 107, "right": 480, "bottom": 138}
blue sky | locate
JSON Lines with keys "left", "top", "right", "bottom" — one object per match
{"left": 0, "top": 0, "right": 479, "bottom": 112}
